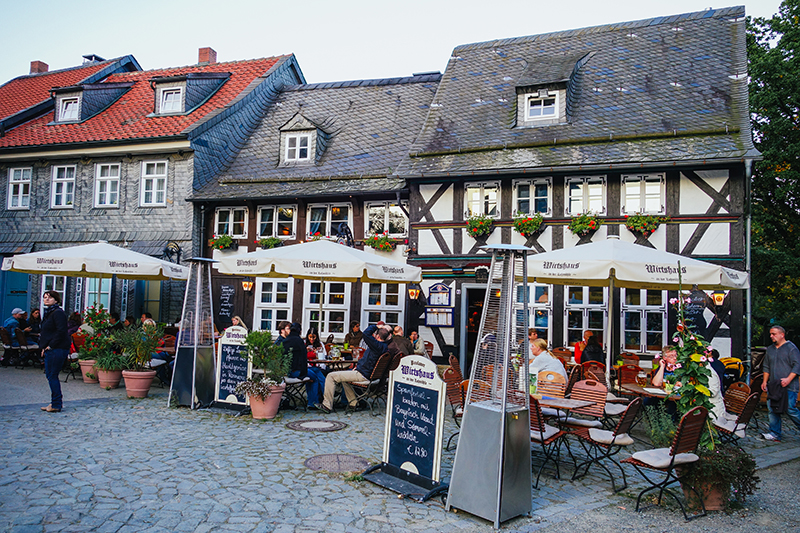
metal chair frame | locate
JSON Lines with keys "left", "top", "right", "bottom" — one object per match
{"left": 530, "top": 396, "right": 573, "bottom": 488}
{"left": 716, "top": 392, "right": 760, "bottom": 447}
{"left": 347, "top": 352, "right": 392, "bottom": 416}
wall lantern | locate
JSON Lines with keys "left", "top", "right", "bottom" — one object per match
{"left": 407, "top": 283, "right": 421, "bottom": 300}
{"left": 712, "top": 290, "right": 726, "bottom": 306}
{"left": 241, "top": 277, "right": 255, "bottom": 292}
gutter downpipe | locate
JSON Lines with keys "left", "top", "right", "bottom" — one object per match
{"left": 745, "top": 158, "right": 753, "bottom": 384}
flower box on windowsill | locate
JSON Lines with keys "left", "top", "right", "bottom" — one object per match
{"left": 209, "top": 235, "right": 239, "bottom": 251}
{"left": 466, "top": 214, "right": 494, "bottom": 239}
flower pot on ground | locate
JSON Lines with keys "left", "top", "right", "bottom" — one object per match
{"left": 112, "top": 321, "right": 164, "bottom": 399}
{"left": 679, "top": 443, "right": 759, "bottom": 511}
{"left": 233, "top": 330, "right": 291, "bottom": 419}
{"left": 247, "top": 384, "right": 286, "bottom": 419}
{"left": 94, "top": 349, "right": 128, "bottom": 390}
{"left": 78, "top": 359, "right": 98, "bottom": 384}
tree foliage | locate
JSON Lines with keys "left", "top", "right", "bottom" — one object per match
{"left": 747, "top": 0, "right": 800, "bottom": 344}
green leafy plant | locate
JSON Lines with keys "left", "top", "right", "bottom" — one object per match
{"left": 681, "top": 444, "right": 760, "bottom": 508}
{"left": 94, "top": 349, "right": 129, "bottom": 371}
{"left": 466, "top": 214, "right": 494, "bottom": 238}
{"left": 209, "top": 234, "right": 235, "bottom": 250}
{"left": 625, "top": 213, "right": 669, "bottom": 238}
{"left": 77, "top": 333, "right": 114, "bottom": 361}
{"left": 83, "top": 304, "right": 111, "bottom": 333}
{"left": 644, "top": 402, "right": 677, "bottom": 448}
{"left": 364, "top": 232, "right": 397, "bottom": 251}
{"left": 568, "top": 213, "right": 599, "bottom": 236}
{"left": 512, "top": 213, "right": 544, "bottom": 237}
{"left": 234, "top": 330, "right": 291, "bottom": 400}
{"left": 256, "top": 236, "right": 282, "bottom": 249}
{"left": 113, "top": 322, "right": 165, "bottom": 371}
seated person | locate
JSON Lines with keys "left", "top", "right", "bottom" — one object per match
{"left": 67, "top": 312, "right": 82, "bottom": 337}
{"left": 528, "top": 338, "right": 567, "bottom": 382}
{"left": 647, "top": 345, "right": 679, "bottom": 417}
{"left": 318, "top": 324, "right": 390, "bottom": 412}
{"left": 108, "top": 311, "right": 124, "bottom": 332}
{"left": 573, "top": 330, "right": 592, "bottom": 364}
{"left": 389, "top": 325, "right": 414, "bottom": 356}
{"left": 409, "top": 330, "right": 426, "bottom": 356}
{"left": 4, "top": 308, "right": 30, "bottom": 346}
{"left": 581, "top": 335, "right": 605, "bottom": 365}
{"left": 27, "top": 309, "right": 42, "bottom": 342}
{"left": 285, "top": 323, "right": 325, "bottom": 409}
{"left": 305, "top": 327, "right": 327, "bottom": 369}
{"left": 344, "top": 321, "right": 363, "bottom": 349}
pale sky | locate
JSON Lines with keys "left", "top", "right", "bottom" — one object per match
{"left": 0, "top": 0, "right": 783, "bottom": 86}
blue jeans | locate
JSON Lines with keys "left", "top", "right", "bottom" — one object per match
{"left": 289, "top": 368, "right": 325, "bottom": 407}
{"left": 44, "top": 349, "right": 68, "bottom": 410}
{"left": 768, "top": 388, "right": 800, "bottom": 439}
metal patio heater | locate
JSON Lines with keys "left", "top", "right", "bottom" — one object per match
{"left": 169, "top": 258, "right": 217, "bottom": 409}
{"left": 446, "top": 245, "right": 532, "bottom": 527}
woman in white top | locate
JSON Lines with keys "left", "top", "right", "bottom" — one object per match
{"left": 528, "top": 338, "right": 567, "bottom": 382}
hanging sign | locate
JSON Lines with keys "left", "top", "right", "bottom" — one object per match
{"left": 214, "top": 325, "right": 251, "bottom": 407}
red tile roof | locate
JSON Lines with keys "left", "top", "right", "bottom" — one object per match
{"left": 0, "top": 56, "right": 285, "bottom": 149}
{"left": 0, "top": 61, "right": 113, "bottom": 121}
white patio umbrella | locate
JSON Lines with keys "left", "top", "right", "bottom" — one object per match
{"left": 216, "top": 240, "right": 422, "bottom": 334}
{"left": 1, "top": 241, "right": 189, "bottom": 281}
{"left": 526, "top": 236, "right": 749, "bottom": 382}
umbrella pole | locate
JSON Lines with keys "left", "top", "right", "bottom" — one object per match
{"left": 319, "top": 278, "right": 324, "bottom": 338}
{"left": 606, "top": 276, "right": 614, "bottom": 387}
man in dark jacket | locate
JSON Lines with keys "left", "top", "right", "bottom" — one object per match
{"left": 39, "top": 291, "right": 69, "bottom": 412}
{"left": 283, "top": 323, "right": 324, "bottom": 408}
{"left": 388, "top": 325, "right": 414, "bottom": 356}
{"left": 761, "top": 325, "right": 800, "bottom": 441}
{"left": 318, "top": 324, "right": 390, "bottom": 412}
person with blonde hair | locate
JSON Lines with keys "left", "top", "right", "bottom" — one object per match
{"left": 528, "top": 338, "right": 567, "bottom": 382}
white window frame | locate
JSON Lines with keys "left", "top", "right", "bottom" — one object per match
{"left": 285, "top": 133, "right": 311, "bottom": 162}
{"left": 51, "top": 165, "right": 76, "bottom": 209}
{"left": 621, "top": 173, "right": 665, "bottom": 215}
{"left": 215, "top": 207, "right": 248, "bottom": 239}
{"left": 7, "top": 167, "right": 32, "bottom": 210}
{"left": 362, "top": 283, "right": 405, "bottom": 329}
{"left": 306, "top": 203, "right": 352, "bottom": 239}
{"left": 254, "top": 277, "right": 293, "bottom": 333}
{"left": 465, "top": 181, "right": 500, "bottom": 218}
{"left": 516, "top": 283, "right": 552, "bottom": 343}
{"left": 513, "top": 178, "right": 552, "bottom": 217}
{"left": 140, "top": 160, "right": 168, "bottom": 207}
{"left": 85, "top": 278, "right": 112, "bottom": 310}
{"left": 58, "top": 96, "right": 80, "bottom": 122}
{"left": 94, "top": 163, "right": 120, "bottom": 208}
{"left": 159, "top": 87, "right": 183, "bottom": 114}
{"left": 526, "top": 91, "right": 559, "bottom": 121}
{"left": 565, "top": 286, "right": 608, "bottom": 348}
{"left": 365, "top": 201, "right": 408, "bottom": 238}
{"left": 304, "top": 281, "right": 350, "bottom": 336}
{"left": 41, "top": 275, "right": 67, "bottom": 310}
{"left": 620, "top": 289, "right": 668, "bottom": 354}
{"left": 257, "top": 205, "right": 297, "bottom": 239}
{"left": 566, "top": 176, "right": 606, "bottom": 216}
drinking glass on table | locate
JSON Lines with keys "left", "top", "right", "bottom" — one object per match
{"left": 636, "top": 373, "right": 647, "bottom": 387}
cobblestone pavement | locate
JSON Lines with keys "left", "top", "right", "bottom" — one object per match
{"left": 1, "top": 366, "right": 799, "bottom": 532}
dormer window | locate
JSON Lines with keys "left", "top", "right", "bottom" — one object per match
{"left": 286, "top": 133, "right": 311, "bottom": 161}
{"left": 527, "top": 90, "right": 558, "bottom": 121}
{"left": 159, "top": 87, "right": 183, "bottom": 114}
{"left": 60, "top": 97, "right": 79, "bottom": 121}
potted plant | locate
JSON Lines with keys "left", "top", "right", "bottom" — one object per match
{"left": 209, "top": 234, "right": 238, "bottom": 250}
{"left": 568, "top": 213, "right": 599, "bottom": 237}
{"left": 114, "top": 322, "right": 164, "bottom": 398}
{"left": 256, "top": 236, "right": 282, "bottom": 249}
{"left": 681, "top": 443, "right": 759, "bottom": 511}
{"left": 75, "top": 304, "right": 113, "bottom": 384}
{"left": 466, "top": 214, "right": 494, "bottom": 239}
{"left": 512, "top": 213, "right": 544, "bottom": 238}
{"left": 625, "top": 213, "right": 669, "bottom": 238}
{"left": 233, "top": 330, "right": 290, "bottom": 419}
{"left": 364, "top": 231, "right": 397, "bottom": 252}
{"left": 93, "top": 348, "right": 128, "bottom": 389}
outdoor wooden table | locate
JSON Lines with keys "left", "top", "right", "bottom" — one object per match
{"left": 537, "top": 397, "right": 594, "bottom": 411}
{"left": 308, "top": 359, "right": 354, "bottom": 369}
{"left": 620, "top": 383, "right": 671, "bottom": 399}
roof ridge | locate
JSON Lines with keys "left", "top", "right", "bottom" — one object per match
{"left": 108, "top": 55, "right": 290, "bottom": 77}
{"left": 453, "top": 5, "right": 745, "bottom": 52}
{"left": 0, "top": 57, "right": 122, "bottom": 89}
{"left": 285, "top": 73, "right": 442, "bottom": 91}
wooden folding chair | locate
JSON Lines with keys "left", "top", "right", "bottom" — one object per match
{"left": 348, "top": 352, "right": 393, "bottom": 416}
{"left": 618, "top": 364, "right": 643, "bottom": 386}
{"left": 14, "top": 328, "right": 40, "bottom": 368}
{"left": 537, "top": 370, "right": 567, "bottom": 419}
{"left": 715, "top": 392, "right": 760, "bottom": 446}
{"left": 620, "top": 352, "right": 640, "bottom": 365}
{"left": 530, "top": 396, "right": 572, "bottom": 488}
{"left": 565, "top": 365, "right": 582, "bottom": 396}
{"left": 621, "top": 406, "right": 710, "bottom": 520}
{"left": 723, "top": 381, "right": 751, "bottom": 416}
{"left": 423, "top": 341, "right": 434, "bottom": 358}
{"left": 572, "top": 398, "right": 642, "bottom": 492}
{"left": 561, "top": 379, "right": 607, "bottom": 430}
{"left": 448, "top": 354, "right": 462, "bottom": 378}
{"left": 388, "top": 351, "right": 405, "bottom": 372}
{"left": 552, "top": 347, "right": 572, "bottom": 366}
{"left": 0, "top": 327, "right": 18, "bottom": 367}
{"left": 282, "top": 375, "right": 313, "bottom": 411}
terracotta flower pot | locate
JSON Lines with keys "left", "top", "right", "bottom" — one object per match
{"left": 682, "top": 480, "right": 726, "bottom": 511}
{"left": 97, "top": 369, "right": 123, "bottom": 389}
{"left": 122, "top": 369, "right": 156, "bottom": 398}
{"left": 78, "top": 360, "right": 98, "bottom": 384}
{"left": 248, "top": 385, "right": 285, "bottom": 419}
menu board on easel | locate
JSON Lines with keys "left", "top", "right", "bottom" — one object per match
{"left": 214, "top": 325, "right": 251, "bottom": 407}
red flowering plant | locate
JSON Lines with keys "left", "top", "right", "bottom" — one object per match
{"left": 624, "top": 213, "right": 669, "bottom": 238}
{"left": 466, "top": 214, "right": 494, "bottom": 238}
{"left": 364, "top": 231, "right": 397, "bottom": 252}
{"left": 512, "top": 213, "right": 544, "bottom": 237}
{"left": 256, "top": 237, "right": 282, "bottom": 249}
{"left": 208, "top": 234, "right": 235, "bottom": 250}
{"left": 568, "top": 213, "right": 599, "bottom": 236}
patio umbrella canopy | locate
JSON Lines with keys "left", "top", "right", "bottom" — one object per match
{"left": 1, "top": 241, "right": 189, "bottom": 281}
{"left": 216, "top": 240, "right": 422, "bottom": 283}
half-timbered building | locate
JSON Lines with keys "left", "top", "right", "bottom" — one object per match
{"left": 398, "top": 7, "right": 757, "bottom": 368}
{"left": 191, "top": 73, "right": 440, "bottom": 333}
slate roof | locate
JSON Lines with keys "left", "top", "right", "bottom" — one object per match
{"left": 192, "top": 73, "right": 441, "bottom": 201}
{"left": 0, "top": 56, "right": 286, "bottom": 149}
{"left": 398, "top": 6, "right": 756, "bottom": 177}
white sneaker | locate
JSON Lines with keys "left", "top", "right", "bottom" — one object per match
{"left": 762, "top": 432, "right": 781, "bottom": 442}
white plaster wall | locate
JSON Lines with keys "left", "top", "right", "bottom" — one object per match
{"left": 363, "top": 245, "right": 409, "bottom": 263}
{"left": 419, "top": 183, "right": 453, "bottom": 221}
{"left": 680, "top": 223, "right": 730, "bottom": 255}
{"left": 563, "top": 224, "right": 608, "bottom": 248}
{"left": 679, "top": 170, "right": 730, "bottom": 215}
{"left": 419, "top": 229, "right": 454, "bottom": 255}
{"left": 617, "top": 224, "right": 667, "bottom": 249}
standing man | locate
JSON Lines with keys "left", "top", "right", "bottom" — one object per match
{"left": 761, "top": 326, "right": 800, "bottom": 442}
{"left": 39, "top": 291, "right": 69, "bottom": 413}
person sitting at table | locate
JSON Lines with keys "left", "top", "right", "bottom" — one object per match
{"left": 124, "top": 316, "right": 136, "bottom": 328}
{"left": 67, "top": 312, "right": 82, "bottom": 337}
{"left": 274, "top": 321, "right": 290, "bottom": 347}
{"left": 647, "top": 345, "right": 679, "bottom": 417}
{"left": 527, "top": 328, "right": 540, "bottom": 361}
{"left": 108, "top": 311, "right": 123, "bottom": 332}
{"left": 344, "top": 320, "right": 363, "bottom": 349}
{"left": 305, "top": 327, "right": 327, "bottom": 369}
{"left": 581, "top": 335, "right": 605, "bottom": 365}
{"left": 409, "top": 330, "right": 426, "bottom": 355}
{"left": 4, "top": 308, "right": 30, "bottom": 347}
{"left": 27, "top": 309, "right": 42, "bottom": 342}
{"left": 227, "top": 315, "right": 248, "bottom": 332}
{"left": 529, "top": 338, "right": 567, "bottom": 382}
{"left": 285, "top": 322, "right": 325, "bottom": 409}
{"left": 389, "top": 325, "right": 414, "bottom": 356}
{"left": 318, "top": 323, "right": 390, "bottom": 413}
{"left": 573, "top": 330, "right": 592, "bottom": 364}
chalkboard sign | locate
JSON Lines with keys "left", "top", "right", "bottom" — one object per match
{"left": 218, "top": 284, "right": 236, "bottom": 321}
{"left": 383, "top": 355, "right": 446, "bottom": 482}
{"left": 214, "top": 325, "right": 251, "bottom": 406}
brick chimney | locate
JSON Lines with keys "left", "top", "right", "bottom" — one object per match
{"left": 30, "top": 61, "right": 49, "bottom": 74}
{"left": 198, "top": 47, "right": 217, "bottom": 65}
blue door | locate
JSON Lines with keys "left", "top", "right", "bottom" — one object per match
{"left": 1, "top": 270, "right": 30, "bottom": 318}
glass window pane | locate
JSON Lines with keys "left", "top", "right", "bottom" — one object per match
{"left": 646, "top": 290, "right": 662, "bottom": 306}
{"left": 466, "top": 186, "right": 481, "bottom": 217}
{"left": 368, "top": 284, "right": 381, "bottom": 305}
{"left": 309, "top": 282, "right": 321, "bottom": 304}
{"left": 625, "top": 311, "right": 641, "bottom": 331}
{"left": 388, "top": 204, "right": 405, "bottom": 234}
{"left": 535, "top": 286, "right": 549, "bottom": 303}
{"left": 587, "top": 182, "right": 603, "bottom": 212}
{"left": 567, "top": 310, "right": 583, "bottom": 330}
{"left": 368, "top": 205, "right": 384, "bottom": 234}
{"left": 625, "top": 289, "right": 641, "bottom": 306}
{"left": 568, "top": 182, "right": 583, "bottom": 214}
{"left": 259, "top": 208, "right": 274, "bottom": 236}
{"left": 625, "top": 331, "right": 641, "bottom": 351}
{"left": 277, "top": 207, "right": 293, "bottom": 236}
{"left": 517, "top": 184, "right": 530, "bottom": 214}
{"left": 328, "top": 311, "right": 345, "bottom": 333}
{"left": 484, "top": 185, "right": 498, "bottom": 216}
{"left": 329, "top": 282, "right": 345, "bottom": 305}
{"left": 625, "top": 181, "right": 640, "bottom": 213}
{"left": 646, "top": 332, "right": 663, "bottom": 351}
{"left": 385, "top": 312, "right": 399, "bottom": 326}
{"left": 368, "top": 311, "right": 381, "bottom": 323}
{"left": 588, "top": 287, "right": 604, "bottom": 305}
{"left": 567, "top": 286, "right": 583, "bottom": 304}
{"left": 308, "top": 207, "right": 326, "bottom": 236}
{"left": 587, "top": 310, "right": 604, "bottom": 330}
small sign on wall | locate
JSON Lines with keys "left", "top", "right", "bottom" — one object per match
{"left": 427, "top": 283, "right": 451, "bottom": 307}
{"left": 425, "top": 308, "right": 453, "bottom": 327}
